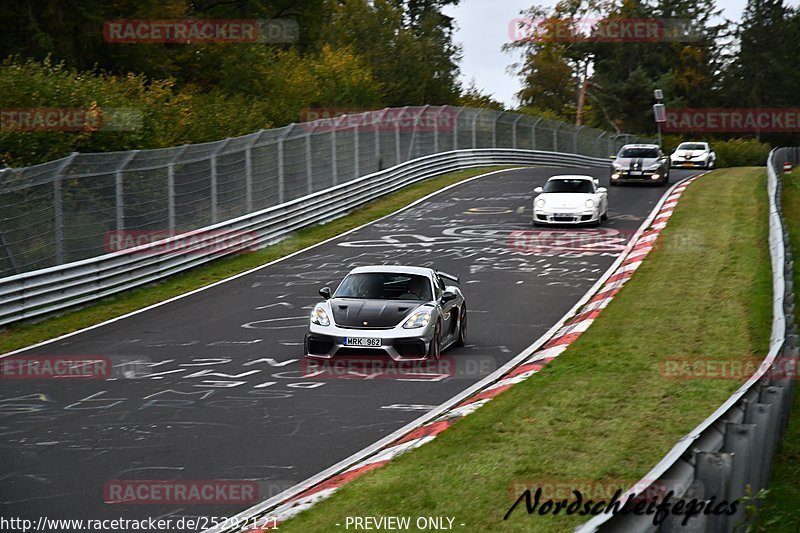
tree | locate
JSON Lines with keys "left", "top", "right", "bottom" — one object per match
{"left": 722, "top": 0, "right": 799, "bottom": 108}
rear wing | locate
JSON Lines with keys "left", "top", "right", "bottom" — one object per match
{"left": 436, "top": 271, "right": 460, "bottom": 284}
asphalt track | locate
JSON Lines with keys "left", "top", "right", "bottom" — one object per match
{"left": 0, "top": 166, "right": 702, "bottom": 528}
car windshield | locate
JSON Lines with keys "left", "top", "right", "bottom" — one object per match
{"left": 334, "top": 273, "right": 433, "bottom": 301}
{"left": 619, "top": 148, "right": 659, "bottom": 158}
{"left": 543, "top": 179, "right": 594, "bottom": 194}
{"left": 677, "top": 143, "right": 707, "bottom": 151}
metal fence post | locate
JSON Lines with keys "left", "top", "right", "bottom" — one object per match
{"left": 52, "top": 153, "right": 77, "bottom": 265}
{"left": 596, "top": 131, "right": 607, "bottom": 159}
{"left": 209, "top": 139, "right": 231, "bottom": 225}
{"left": 376, "top": 108, "right": 388, "bottom": 170}
{"left": 331, "top": 123, "right": 338, "bottom": 186}
{"left": 453, "top": 107, "right": 462, "bottom": 150}
{"left": 574, "top": 125, "right": 583, "bottom": 154}
{"left": 512, "top": 115, "right": 522, "bottom": 149}
{"left": 722, "top": 422, "right": 756, "bottom": 531}
{"left": 472, "top": 110, "right": 481, "bottom": 149}
{"left": 396, "top": 107, "right": 408, "bottom": 165}
{"left": 306, "top": 122, "right": 318, "bottom": 194}
{"left": 433, "top": 106, "right": 440, "bottom": 153}
{"left": 553, "top": 123, "right": 560, "bottom": 152}
{"left": 492, "top": 111, "right": 499, "bottom": 148}
{"left": 758, "top": 386, "right": 785, "bottom": 487}
{"left": 532, "top": 117, "right": 542, "bottom": 150}
{"left": 244, "top": 131, "right": 263, "bottom": 213}
{"left": 166, "top": 145, "right": 188, "bottom": 231}
{"left": 115, "top": 150, "right": 138, "bottom": 232}
{"left": 743, "top": 402, "right": 772, "bottom": 494}
{"left": 53, "top": 177, "right": 63, "bottom": 264}
{"left": 276, "top": 126, "right": 293, "bottom": 205}
{"left": 354, "top": 119, "right": 360, "bottom": 179}
{"left": 695, "top": 452, "right": 733, "bottom": 533}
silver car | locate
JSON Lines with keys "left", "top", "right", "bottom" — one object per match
{"left": 304, "top": 266, "right": 467, "bottom": 361}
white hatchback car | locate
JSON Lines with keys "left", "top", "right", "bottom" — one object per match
{"left": 532, "top": 175, "right": 608, "bottom": 226}
{"left": 670, "top": 142, "right": 716, "bottom": 169}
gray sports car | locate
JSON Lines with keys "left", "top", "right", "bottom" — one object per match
{"left": 610, "top": 144, "right": 670, "bottom": 185}
{"left": 304, "top": 266, "right": 467, "bottom": 361}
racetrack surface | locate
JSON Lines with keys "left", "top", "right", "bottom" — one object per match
{"left": 0, "top": 167, "right": 701, "bottom": 527}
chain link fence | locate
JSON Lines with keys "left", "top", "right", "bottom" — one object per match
{"left": 0, "top": 106, "right": 650, "bottom": 277}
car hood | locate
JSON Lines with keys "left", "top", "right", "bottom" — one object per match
{"left": 614, "top": 157, "right": 661, "bottom": 167}
{"left": 539, "top": 192, "right": 593, "bottom": 209}
{"left": 329, "top": 298, "right": 424, "bottom": 328}
{"left": 673, "top": 150, "right": 708, "bottom": 158}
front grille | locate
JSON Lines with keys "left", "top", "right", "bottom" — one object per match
{"left": 334, "top": 348, "right": 386, "bottom": 357}
{"left": 395, "top": 340, "right": 427, "bottom": 358}
{"left": 580, "top": 215, "right": 592, "bottom": 221}
{"left": 553, "top": 216, "right": 576, "bottom": 222}
{"left": 308, "top": 339, "right": 334, "bottom": 355}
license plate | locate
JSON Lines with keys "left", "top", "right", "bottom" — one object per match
{"left": 629, "top": 171, "right": 643, "bottom": 175}
{"left": 555, "top": 213, "right": 573, "bottom": 218}
{"left": 344, "top": 337, "right": 382, "bottom": 347}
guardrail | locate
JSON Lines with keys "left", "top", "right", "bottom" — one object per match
{"left": 579, "top": 149, "right": 798, "bottom": 532}
{"left": 0, "top": 148, "right": 611, "bottom": 327}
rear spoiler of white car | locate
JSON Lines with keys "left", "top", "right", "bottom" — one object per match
{"left": 437, "top": 271, "right": 460, "bottom": 284}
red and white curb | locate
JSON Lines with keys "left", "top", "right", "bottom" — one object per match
{"left": 230, "top": 176, "right": 701, "bottom": 532}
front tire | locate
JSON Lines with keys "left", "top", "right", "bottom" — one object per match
{"left": 455, "top": 306, "right": 467, "bottom": 347}
{"left": 428, "top": 321, "right": 442, "bottom": 359}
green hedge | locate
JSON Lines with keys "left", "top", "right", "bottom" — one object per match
{"left": 0, "top": 50, "right": 382, "bottom": 167}
{"left": 713, "top": 138, "right": 772, "bottom": 168}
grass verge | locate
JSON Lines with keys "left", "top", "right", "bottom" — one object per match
{"left": 759, "top": 168, "right": 800, "bottom": 531}
{"left": 277, "top": 167, "right": 773, "bottom": 532}
{"left": 0, "top": 166, "right": 513, "bottom": 354}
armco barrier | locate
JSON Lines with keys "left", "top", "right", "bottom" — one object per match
{"left": 578, "top": 148, "right": 798, "bottom": 532}
{"left": 0, "top": 148, "right": 610, "bottom": 327}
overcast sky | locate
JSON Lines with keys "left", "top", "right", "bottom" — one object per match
{"left": 443, "top": 0, "right": 797, "bottom": 107}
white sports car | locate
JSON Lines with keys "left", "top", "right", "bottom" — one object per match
{"left": 532, "top": 175, "right": 608, "bottom": 226}
{"left": 670, "top": 142, "right": 716, "bottom": 169}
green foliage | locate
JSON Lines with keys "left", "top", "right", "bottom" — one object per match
{"left": 506, "top": 0, "right": 799, "bottom": 143}
{"left": 456, "top": 80, "right": 505, "bottom": 110}
{"left": 0, "top": 0, "right": 465, "bottom": 166}
{"left": 713, "top": 138, "right": 772, "bottom": 167}
{"left": 0, "top": 57, "right": 275, "bottom": 166}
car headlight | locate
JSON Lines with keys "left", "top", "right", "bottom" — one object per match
{"left": 311, "top": 306, "right": 330, "bottom": 326}
{"left": 646, "top": 163, "right": 661, "bottom": 171}
{"left": 585, "top": 199, "right": 595, "bottom": 208}
{"left": 535, "top": 198, "right": 546, "bottom": 208}
{"left": 612, "top": 163, "right": 624, "bottom": 170}
{"left": 402, "top": 309, "right": 432, "bottom": 329}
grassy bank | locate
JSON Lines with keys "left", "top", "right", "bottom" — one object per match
{"left": 277, "top": 167, "right": 773, "bottom": 532}
{"left": 760, "top": 168, "right": 800, "bottom": 531}
{"left": 0, "top": 166, "right": 512, "bottom": 354}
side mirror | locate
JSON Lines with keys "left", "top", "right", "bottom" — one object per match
{"left": 441, "top": 289, "right": 458, "bottom": 303}
{"left": 597, "top": 187, "right": 607, "bottom": 193}
{"left": 319, "top": 286, "right": 332, "bottom": 300}
{"left": 533, "top": 186, "right": 543, "bottom": 194}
